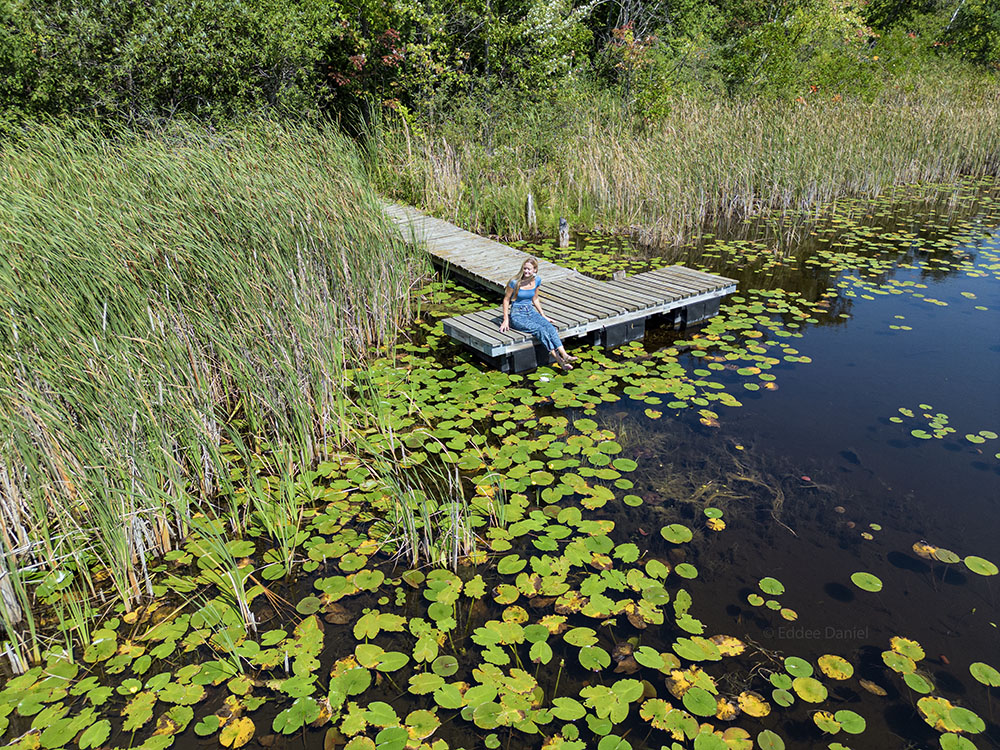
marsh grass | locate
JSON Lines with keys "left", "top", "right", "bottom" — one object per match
{"left": 366, "top": 86, "right": 1000, "bottom": 245}
{"left": 0, "top": 121, "right": 425, "bottom": 667}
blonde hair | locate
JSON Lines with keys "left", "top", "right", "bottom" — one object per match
{"left": 509, "top": 257, "right": 539, "bottom": 295}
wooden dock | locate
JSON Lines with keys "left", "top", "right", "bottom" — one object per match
{"left": 385, "top": 204, "right": 738, "bottom": 372}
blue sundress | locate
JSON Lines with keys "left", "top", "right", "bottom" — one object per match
{"left": 508, "top": 277, "right": 562, "bottom": 351}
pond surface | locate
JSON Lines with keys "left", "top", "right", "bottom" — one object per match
{"left": 500, "top": 178, "right": 1000, "bottom": 748}
{"left": 4, "top": 180, "right": 998, "bottom": 750}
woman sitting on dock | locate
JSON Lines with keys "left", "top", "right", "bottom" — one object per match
{"left": 500, "top": 257, "right": 579, "bottom": 370}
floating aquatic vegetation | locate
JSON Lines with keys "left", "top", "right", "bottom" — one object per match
{"left": 3, "top": 179, "right": 999, "bottom": 750}
{"left": 850, "top": 572, "right": 884, "bottom": 592}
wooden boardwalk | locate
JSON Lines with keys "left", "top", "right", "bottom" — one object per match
{"left": 385, "top": 203, "right": 737, "bottom": 372}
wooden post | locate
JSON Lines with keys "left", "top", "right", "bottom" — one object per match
{"left": 525, "top": 194, "right": 537, "bottom": 235}
{"left": 558, "top": 218, "right": 569, "bottom": 248}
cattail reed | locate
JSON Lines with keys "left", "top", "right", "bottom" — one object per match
{"left": 0, "top": 120, "right": 427, "bottom": 667}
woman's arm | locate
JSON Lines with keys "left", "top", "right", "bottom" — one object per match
{"left": 500, "top": 285, "right": 514, "bottom": 331}
{"left": 533, "top": 291, "right": 551, "bottom": 322}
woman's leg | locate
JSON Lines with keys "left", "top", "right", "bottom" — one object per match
{"left": 512, "top": 308, "right": 572, "bottom": 369}
{"left": 536, "top": 319, "right": 574, "bottom": 369}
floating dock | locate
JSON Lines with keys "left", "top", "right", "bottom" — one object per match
{"left": 385, "top": 204, "right": 738, "bottom": 372}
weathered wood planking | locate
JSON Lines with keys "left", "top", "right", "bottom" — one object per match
{"left": 384, "top": 203, "right": 737, "bottom": 369}
{"left": 443, "top": 267, "right": 737, "bottom": 358}
{"left": 384, "top": 203, "right": 581, "bottom": 291}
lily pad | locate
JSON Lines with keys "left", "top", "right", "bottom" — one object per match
{"left": 850, "top": 572, "right": 883, "bottom": 592}
{"left": 818, "top": 654, "right": 853, "bottom": 680}
{"left": 813, "top": 710, "right": 841, "bottom": 734}
{"left": 890, "top": 636, "right": 925, "bottom": 661}
{"left": 834, "top": 709, "right": 866, "bottom": 734}
{"left": 882, "top": 650, "right": 916, "bottom": 674}
{"left": 758, "top": 577, "right": 785, "bottom": 596}
{"left": 791, "top": 676, "right": 828, "bottom": 703}
{"left": 682, "top": 687, "right": 718, "bottom": 716}
{"left": 220, "top": 717, "right": 255, "bottom": 748}
{"left": 757, "top": 729, "right": 785, "bottom": 750}
{"left": 903, "top": 671, "right": 935, "bottom": 694}
{"left": 661, "top": 524, "right": 693, "bottom": 543}
{"left": 431, "top": 656, "right": 459, "bottom": 677}
{"left": 964, "top": 556, "right": 998, "bottom": 576}
{"left": 970, "top": 662, "right": 1000, "bottom": 687}
{"left": 784, "top": 656, "right": 813, "bottom": 678}
{"left": 675, "top": 563, "right": 698, "bottom": 579}
{"left": 948, "top": 706, "right": 985, "bottom": 734}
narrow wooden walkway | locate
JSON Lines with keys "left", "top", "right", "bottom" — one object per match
{"left": 385, "top": 204, "right": 737, "bottom": 372}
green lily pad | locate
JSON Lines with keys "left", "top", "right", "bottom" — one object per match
{"left": 194, "top": 715, "right": 221, "bottom": 737}
{"left": 882, "top": 650, "right": 916, "bottom": 674}
{"left": 834, "top": 709, "right": 866, "bottom": 734}
{"left": 770, "top": 673, "right": 792, "bottom": 690}
{"left": 497, "top": 555, "right": 526, "bottom": 575}
{"left": 661, "top": 524, "right": 693, "bottom": 543}
{"left": 791, "top": 676, "right": 828, "bottom": 702}
{"left": 682, "top": 687, "right": 717, "bottom": 716}
{"left": 784, "top": 656, "right": 813, "bottom": 678}
{"left": 933, "top": 548, "right": 961, "bottom": 564}
{"left": 757, "top": 729, "right": 785, "bottom": 750}
{"left": 948, "top": 706, "right": 985, "bottom": 734}
{"left": 579, "top": 646, "right": 611, "bottom": 671}
{"left": 564, "top": 627, "right": 598, "bottom": 647}
{"left": 759, "top": 577, "right": 785, "bottom": 596}
{"left": 771, "top": 688, "right": 794, "bottom": 707}
{"left": 551, "top": 697, "right": 587, "bottom": 721}
{"left": 964, "top": 556, "right": 998, "bottom": 576}
{"left": 78, "top": 719, "right": 112, "bottom": 748}
{"left": 40, "top": 717, "right": 77, "bottom": 749}
{"left": 431, "top": 655, "right": 459, "bottom": 677}
{"left": 970, "top": 662, "right": 1000, "bottom": 687}
{"left": 273, "top": 696, "right": 320, "bottom": 734}
{"left": 597, "top": 734, "right": 632, "bottom": 750}
{"left": 375, "top": 726, "right": 409, "bottom": 750}
{"left": 692, "top": 732, "right": 727, "bottom": 750}
{"left": 850, "top": 572, "right": 883, "bottom": 592}
{"left": 674, "top": 563, "right": 698, "bottom": 579}
{"left": 940, "top": 735, "right": 979, "bottom": 750}
{"left": 903, "top": 671, "right": 935, "bottom": 694}
{"left": 295, "top": 596, "right": 322, "bottom": 615}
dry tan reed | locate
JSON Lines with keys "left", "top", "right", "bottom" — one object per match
{"left": 367, "top": 88, "right": 1000, "bottom": 245}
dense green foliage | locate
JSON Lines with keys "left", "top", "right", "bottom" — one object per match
{"left": 1, "top": 0, "right": 996, "bottom": 127}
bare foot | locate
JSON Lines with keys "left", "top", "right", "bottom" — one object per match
{"left": 553, "top": 352, "right": 573, "bottom": 370}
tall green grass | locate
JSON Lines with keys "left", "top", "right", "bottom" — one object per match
{"left": 365, "top": 84, "right": 1000, "bottom": 245}
{"left": 0, "top": 121, "right": 425, "bottom": 666}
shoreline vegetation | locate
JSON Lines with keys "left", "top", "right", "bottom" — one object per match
{"left": 0, "top": 121, "right": 425, "bottom": 667}
{"left": 365, "top": 86, "right": 1000, "bottom": 246}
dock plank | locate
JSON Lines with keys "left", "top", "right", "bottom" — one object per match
{"left": 385, "top": 204, "right": 736, "bottom": 368}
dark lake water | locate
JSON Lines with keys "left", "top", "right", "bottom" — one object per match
{"left": 569, "top": 182, "right": 1000, "bottom": 748}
